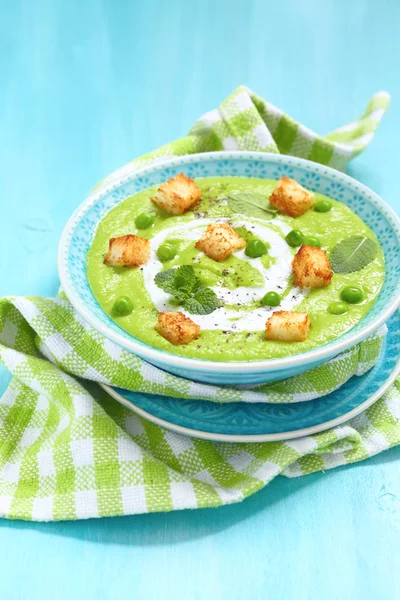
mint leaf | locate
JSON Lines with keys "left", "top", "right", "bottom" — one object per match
{"left": 331, "top": 236, "right": 378, "bottom": 274}
{"left": 173, "top": 265, "right": 200, "bottom": 296}
{"left": 154, "top": 269, "right": 177, "bottom": 295}
{"left": 154, "top": 265, "right": 199, "bottom": 299}
{"left": 228, "top": 191, "right": 276, "bottom": 220}
{"left": 154, "top": 265, "right": 219, "bottom": 315}
{"left": 183, "top": 288, "right": 220, "bottom": 315}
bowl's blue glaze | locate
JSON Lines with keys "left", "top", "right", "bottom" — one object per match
{"left": 133, "top": 355, "right": 328, "bottom": 385}
{"left": 58, "top": 152, "right": 400, "bottom": 385}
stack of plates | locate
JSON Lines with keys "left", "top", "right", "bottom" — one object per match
{"left": 58, "top": 152, "right": 400, "bottom": 442}
{"left": 104, "top": 311, "right": 400, "bottom": 442}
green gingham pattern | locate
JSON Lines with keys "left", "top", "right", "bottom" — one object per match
{"left": 0, "top": 296, "right": 387, "bottom": 406}
{"left": 1, "top": 87, "right": 399, "bottom": 521}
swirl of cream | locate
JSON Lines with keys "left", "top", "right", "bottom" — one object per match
{"left": 142, "top": 216, "right": 308, "bottom": 332}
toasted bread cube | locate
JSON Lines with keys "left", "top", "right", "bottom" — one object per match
{"left": 155, "top": 312, "right": 200, "bottom": 345}
{"left": 195, "top": 223, "right": 246, "bottom": 262}
{"left": 269, "top": 177, "right": 315, "bottom": 217}
{"left": 104, "top": 234, "right": 150, "bottom": 267}
{"left": 151, "top": 173, "right": 202, "bottom": 215}
{"left": 265, "top": 311, "right": 311, "bottom": 342}
{"left": 292, "top": 245, "right": 333, "bottom": 288}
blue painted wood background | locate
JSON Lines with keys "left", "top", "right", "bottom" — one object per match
{"left": 1, "top": 1, "right": 399, "bottom": 598}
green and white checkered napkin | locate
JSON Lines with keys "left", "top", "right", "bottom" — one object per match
{"left": 1, "top": 86, "right": 399, "bottom": 521}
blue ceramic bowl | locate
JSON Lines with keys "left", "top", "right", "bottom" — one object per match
{"left": 58, "top": 152, "right": 400, "bottom": 385}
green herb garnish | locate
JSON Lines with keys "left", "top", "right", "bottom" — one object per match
{"left": 155, "top": 265, "right": 220, "bottom": 315}
{"left": 183, "top": 288, "right": 221, "bottom": 315}
{"left": 330, "top": 236, "right": 378, "bottom": 274}
{"left": 227, "top": 191, "right": 276, "bottom": 220}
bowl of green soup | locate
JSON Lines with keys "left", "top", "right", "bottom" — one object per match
{"left": 58, "top": 152, "right": 400, "bottom": 384}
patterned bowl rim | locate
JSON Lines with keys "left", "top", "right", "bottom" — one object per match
{"left": 58, "top": 151, "right": 400, "bottom": 374}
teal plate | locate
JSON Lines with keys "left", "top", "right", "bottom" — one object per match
{"left": 104, "top": 312, "right": 400, "bottom": 442}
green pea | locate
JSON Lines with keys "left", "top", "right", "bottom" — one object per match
{"left": 165, "top": 239, "right": 181, "bottom": 248}
{"left": 328, "top": 301, "right": 348, "bottom": 315}
{"left": 113, "top": 296, "right": 133, "bottom": 316}
{"left": 315, "top": 200, "right": 332, "bottom": 213}
{"left": 135, "top": 212, "right": 154, "bottom": 229}
{"left": 340, "top": 285, "right": 364, "bottom": 304}
{"left": 303, "top": 235, "right": 321, "bottom": 248}
{"left": 285, "top": 230, "right": 304, "bottom": 247}
{"left": 157, "top": 244, "right": 177, "bottom": 262}
{"left": 245, "top": 239, "right": 268, "bottom": 258}
{"left": 262, "top": 291, "right": 281, "bottom": 307}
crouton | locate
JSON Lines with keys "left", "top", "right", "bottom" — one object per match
{"left": 195, "top": 223, "right": 246, "bottom": 262}
{"left": 292, "top": 245, "right": 333, "bottom": 288}
{"left": 155, "top": 312, "right": 200, "bottom": 345}
{"left": 265, "top": 311, "right": 311, "bottom": 342}
{"left": 269, "top": 177, "right": 315, "bottom": 217}
{"left": 151, "top": 173, "right": 202, "bottom": 215}
{"left": 104, "top": 234, "right": 150, "bottom": 267}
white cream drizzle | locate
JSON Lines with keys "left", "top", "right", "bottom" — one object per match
{"left": 142, "top": 216, "right": 308, "bottom": 332}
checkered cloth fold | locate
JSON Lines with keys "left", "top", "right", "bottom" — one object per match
{"left": 1, "top": 86, "right": 398, "bottom": 522}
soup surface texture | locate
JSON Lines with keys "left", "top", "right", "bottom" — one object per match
{"left": 87, "top": 177, "right": 384, "bottom": 361}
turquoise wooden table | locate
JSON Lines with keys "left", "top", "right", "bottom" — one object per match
{"left": 1, "top": 1, "right": 399, "bottom": 598}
